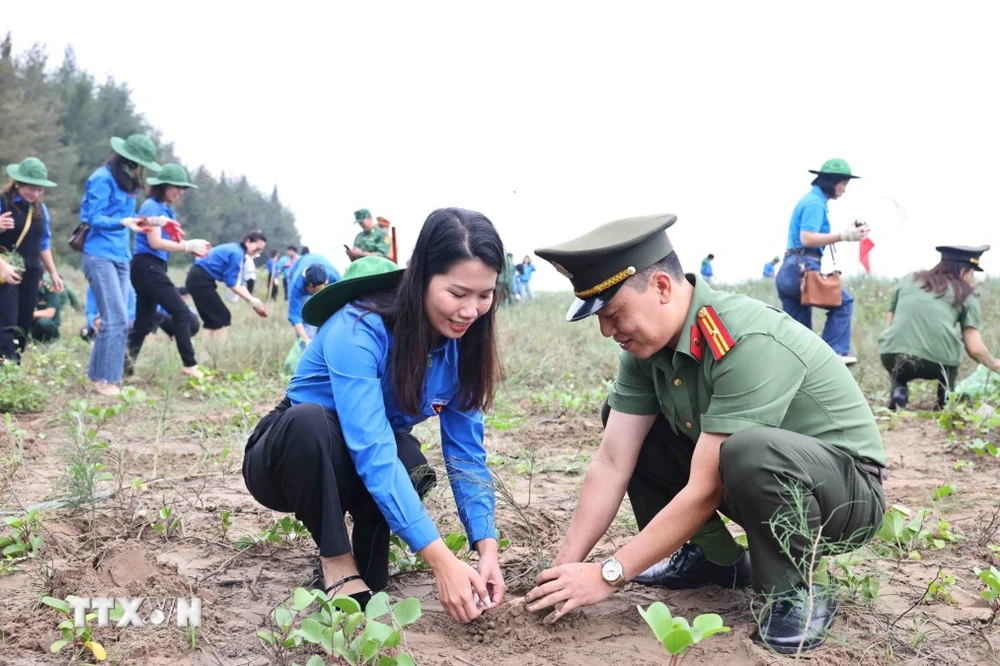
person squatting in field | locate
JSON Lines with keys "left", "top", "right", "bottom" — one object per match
{"left": 243, "top": 208, "right": 507, "bottom": 623}
{"left": 525, "top": 213, "right": 886, "bottom": 655}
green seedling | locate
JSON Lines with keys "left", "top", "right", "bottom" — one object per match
{"left": 954, "top": 459, "right": 973, "bottom": 472}
{"left": 923, "top": 571, "right": 958, "bottom": 606}
{"left": 975, "top": 566, "right": 1000, "bottom": 618}
{"left": 258, "top": 587, "right": 420, "bottom": 665}
{"left": 932, "top": 483, "right": 955, "bottom": 501}
{"left": 637, "top": 602, "right": 729, "bottom": 664}
{"left": 830, "top": 554, "right": 880, "bottom": 603}
{"left": 1, "top": 508, "right": 44, "bottom": 564}
{"left": 236, "top": 516, "right": 311, "bottom": 551}
{"left": 970, "top": 439, "right": 999, "bottom": 458}
{"left": 42, "top": 595, "right": 124, "bottom": 662}
{"left": 151, "top": 505, "right": 182, "bottom": 540}
{"left": 875, "top": 504, "right": 931, "bottom": 561}
{"left": 218, "top": 509, "right": 232, "bottom": 540}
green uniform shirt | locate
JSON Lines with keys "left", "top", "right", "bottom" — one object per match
{"left": 878, "top": 274, "right": 981, "bottom": 367}
{"left": 35, "top": 283, "right": 63, "bottom": 326}
{"left": 608, "top": 275, "right": 886, "bottom": 466}
{"left": 353, "top": 227, "right": 392, "bottom": 259}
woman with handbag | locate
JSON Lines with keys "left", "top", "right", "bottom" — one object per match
{"left": 878, "top": 245, "right": 999, "bottom": 410}
{"left": 126, "top": 164, "right": 211, "bottom": 379}
{"left": 184, "top": 230, "right": 269, "bottom": 345}
{"left": 242, "top": 208, "right": 506, "bottom": 621}
{"left": 0, "top": 157, "right": 64, "bottom": 363}
{"left": 79, "top": 134, "right": 162, "bottom": 396}
{"left": 775, "top": 158, "right": 869, "bottom": 365}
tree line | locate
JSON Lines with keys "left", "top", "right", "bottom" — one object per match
{"left": 0, "top": 33, "right": 300, "bottom": 266}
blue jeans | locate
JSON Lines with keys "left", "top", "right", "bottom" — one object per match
{"left": 775, "top": 253, "right": 854, "bottom": 356}
{"left": 517, "top": 280, "right": 534, "bottom": 301}
{"left": 83, "top": 254, "right": 131, "bottom": 384}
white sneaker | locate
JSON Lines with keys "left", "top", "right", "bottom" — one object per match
{"left": 840, "top": 355, "right": 858, "bottom": 365}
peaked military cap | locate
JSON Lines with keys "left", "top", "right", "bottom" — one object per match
{"left": 535, "top": 213, "right": 677, "bottom": 321}
{"left": 935, "top": 244, "right": 990, "bottom": 272}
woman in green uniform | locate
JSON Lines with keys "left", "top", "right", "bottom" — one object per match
{"left": 879, "top": 245, "right": 999, "bottom": 410}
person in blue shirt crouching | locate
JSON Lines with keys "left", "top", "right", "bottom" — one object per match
{"left": 243, "top": 208, "right": 507, "bottom": 622}
{"left": 184, "top": 230, "right": 268, "bottom": 345}
{"left": 287, "top": 253, "right": 340, "bottom": 344}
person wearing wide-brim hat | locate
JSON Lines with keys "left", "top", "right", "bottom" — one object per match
{"left": 775, "top": 158, "right": 870, "bottom": 365}
{"left": 79, "top": 134, "right": 163, "bottom": 396}
{"left": 243, "top": 209, "right": 508, "bottom": 623}
{"left": 879, "top": 245, "right": 998, "bottom": 410}
{"left": 0, "top": 157, "right": 63, "bottom": 363}
{"left": 126, "top": 163, "right": 211, "bottom": 379}
{"left": 524, "top": 213, "right": 885, "bottom": 654}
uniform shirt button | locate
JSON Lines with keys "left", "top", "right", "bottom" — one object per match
{"left": 685, "top": 421, "right": 693, "bottom": 429}
{"left": 673, "top": 379, "right": 682, "bottom": 387}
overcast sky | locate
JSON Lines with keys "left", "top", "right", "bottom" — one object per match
{"left": 7, "top": 1, "right": 998, "bottom": 289}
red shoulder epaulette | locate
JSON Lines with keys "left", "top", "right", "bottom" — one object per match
{"left": 696, "top": 306, "right": 736, "bottom": 361}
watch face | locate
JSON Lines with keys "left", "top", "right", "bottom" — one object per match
{"left": 602, "top": 559, "right": 623, "bottom": 581}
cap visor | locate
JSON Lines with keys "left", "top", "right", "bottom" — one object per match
{"left": 564, "top": 283, "right": 626, "bottom": 322}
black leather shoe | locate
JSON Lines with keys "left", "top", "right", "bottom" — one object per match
{"left": 631, "top": 543, "right": 752, "bottom": 590}
{"left": 753, "top": 585, "right": 838, "bottom": 654}
{"left": 888, "top": 387, "right": 908, "bottom": 411}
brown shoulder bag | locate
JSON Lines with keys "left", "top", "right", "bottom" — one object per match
{"left": 799, "top": 245, "right": 843, "bottom": 307}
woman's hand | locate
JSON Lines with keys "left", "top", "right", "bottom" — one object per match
{"left": 420, "top": 539, "right": 491, "bottom": 623}
{"left": 0, "top": 259, "right": 21, "bottom": 285}
{"left": 120, "top": 217, "right": 143, "bottom": 232}
{"left": 50, "top": 273, "right": 64, "bottom": 293}
{"left": 0, "top": 211, "right": 14, "bottom": 231}
{"left": 475, "top": 538, "right": 507, "bottom": 605}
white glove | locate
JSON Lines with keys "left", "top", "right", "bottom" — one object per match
{"left": 120, "top": 217, "right": 142, "bottom": 231}
{"left": 144, "top": 215, "right": 173, "bottom": 228}
{"left": 839, "top": 221, "right": 870, "bottom": 243}
{"left": 182, "top": 239, "right": 210, "bottom": 256}
{"left": 250, "top": 296, "right": 263, "bottom": 310}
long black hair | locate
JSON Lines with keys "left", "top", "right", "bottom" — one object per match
{"left": 914, "top": 260, "right": 974, "bottom": 308}
{"left": 105, "top": 154, "right": 143, "bottom": 194}
{"left": 359, "top": 207, "right": 505, "bottom": 415}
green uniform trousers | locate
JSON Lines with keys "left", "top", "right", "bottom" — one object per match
{"left": 30, "top": 318, "right": 60, "bottom": 343}
{"left": 880, "top": 353, "right": 957, "bottom": 408}
{"left": 604, "top": 403, "right": 886, "bottom": 595}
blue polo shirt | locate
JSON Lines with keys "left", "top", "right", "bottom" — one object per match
{"left": 134, "top": 198, "right": 173, "bottom": 262}
{"left": 787, "top": 185, "right": 830, "bottom": 253}
{"left": 763, "top": 262, "right": 776, "bottom": 278}
{"left": 80, "top": 165, "right": 138, "bottom": 263}
{"left": 286, "top": 304, "right": 497, "bottom": 553}
{"left": 287, "top": 254, "right": 341, "bottom": 326}
{"left": 194, "top": 242, "right": 244, "bottom": 287}
{"left": 277, "top": 255, "right": 293, "bottom": 279}
{"left": 518, "top": 263, "right": 536, "bottom": 283}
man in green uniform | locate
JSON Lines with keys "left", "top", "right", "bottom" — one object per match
{"left": 523, "top": 214, "right": 886, "bottom": 654}
{"left": 499, "top": 252, "right": 516, "bottom": 305}
{"left": 346, "top": 208, "right": 392, "bottom": 262}
{"left": 879, "top": 244, "right": 999, "bottom": 409}
{"left": 31, "top": 275, "right": 63, "bottom": 343}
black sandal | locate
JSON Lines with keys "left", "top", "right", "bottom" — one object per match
{"left": 323, "top": 574, "right": 373, "bottom": 611}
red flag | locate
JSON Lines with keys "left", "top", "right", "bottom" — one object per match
{"left": 859, "top": 237, "right": 875, "bottom": 273}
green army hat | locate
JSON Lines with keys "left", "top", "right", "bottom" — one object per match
{"left": 147, "top": 163, "right": 198, "bottom": 188}
{"left": 535, "top": 213, "right": 677, "bottom": 322}
{"left": 935, "top": 244, "right": 990, "bottom": 272}
{"left": 354, "top": 208, "right": 372, "bottom": 224}
{"left": 110, "top": 134, "right": 162, "bottom": 172}
{"left": 5, "top": 157, "right": 57, "bottom": 187}
{"left": 808, "top": 158, "right": 860, "bottom": 179}
{"left": 302, "top": 255, "right": 403, "bottom": 326}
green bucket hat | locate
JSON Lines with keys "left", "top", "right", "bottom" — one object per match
{"left": 147, "top": 163, "right": 198, "bottom": 188}
{"left": 5, "top": 157, "right": 57, "bottom": 187}
{"left": 302, "top": 256, "right": 403, "bottom": 326}
{"left": 354, "top": 208, "right": 372, "bottom": 224}
{"left": 110, "top": 134, "right": 162, "bottom": 172}
{"left": 808, "top": 158, "right": 860, "bottom": 179}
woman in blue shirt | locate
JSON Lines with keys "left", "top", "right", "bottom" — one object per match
{"left": 0, "top": 157, "right": 64, "bottom": 363}
{"left": 516, "top": 254, "right": 536, "bottom": 301}
{"left": 127, "top": 164, "right": 210, "bottom": 379}
{"left": 775, "top": 158, "right": 869, "bottom": 365}
{"left": 80, "top": 134, "right": 162, "bottom": 396}
{"left": 184, "top": 230, "right": 268, "bottom": 344}
{"left": 243, "top": 208, "right": 507, "bottom": 622}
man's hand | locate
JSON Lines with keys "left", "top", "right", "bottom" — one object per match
{"left": 346, "top": 246, "right": 364, "bottom": 260}
{"left": 524, "top": 562, "right": 614, "bottom": 623}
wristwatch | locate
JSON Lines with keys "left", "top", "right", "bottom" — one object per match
{"left": 600, "top": 556, "right": 626, "bottom": 588}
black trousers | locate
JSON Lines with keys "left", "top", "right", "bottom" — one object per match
{"left": 880, "top": 353, "right": 958, "bottom": 407}
{"left": 282, "top": 276, "right": 289, "bottom": 301}
{"left": 128, "top": 255, "right": 198, "bottom": 367}
{"left": 185, "top": 265, "right": 231, "bottom": 330}
{"left": 155, "top": 311, "right": 201, "bottom": 339}
{"left": 0, "top": 267, "right": 43, "bottom": 362}
{"left": 243, "top": 398, "right": 436, "bottom": 591}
